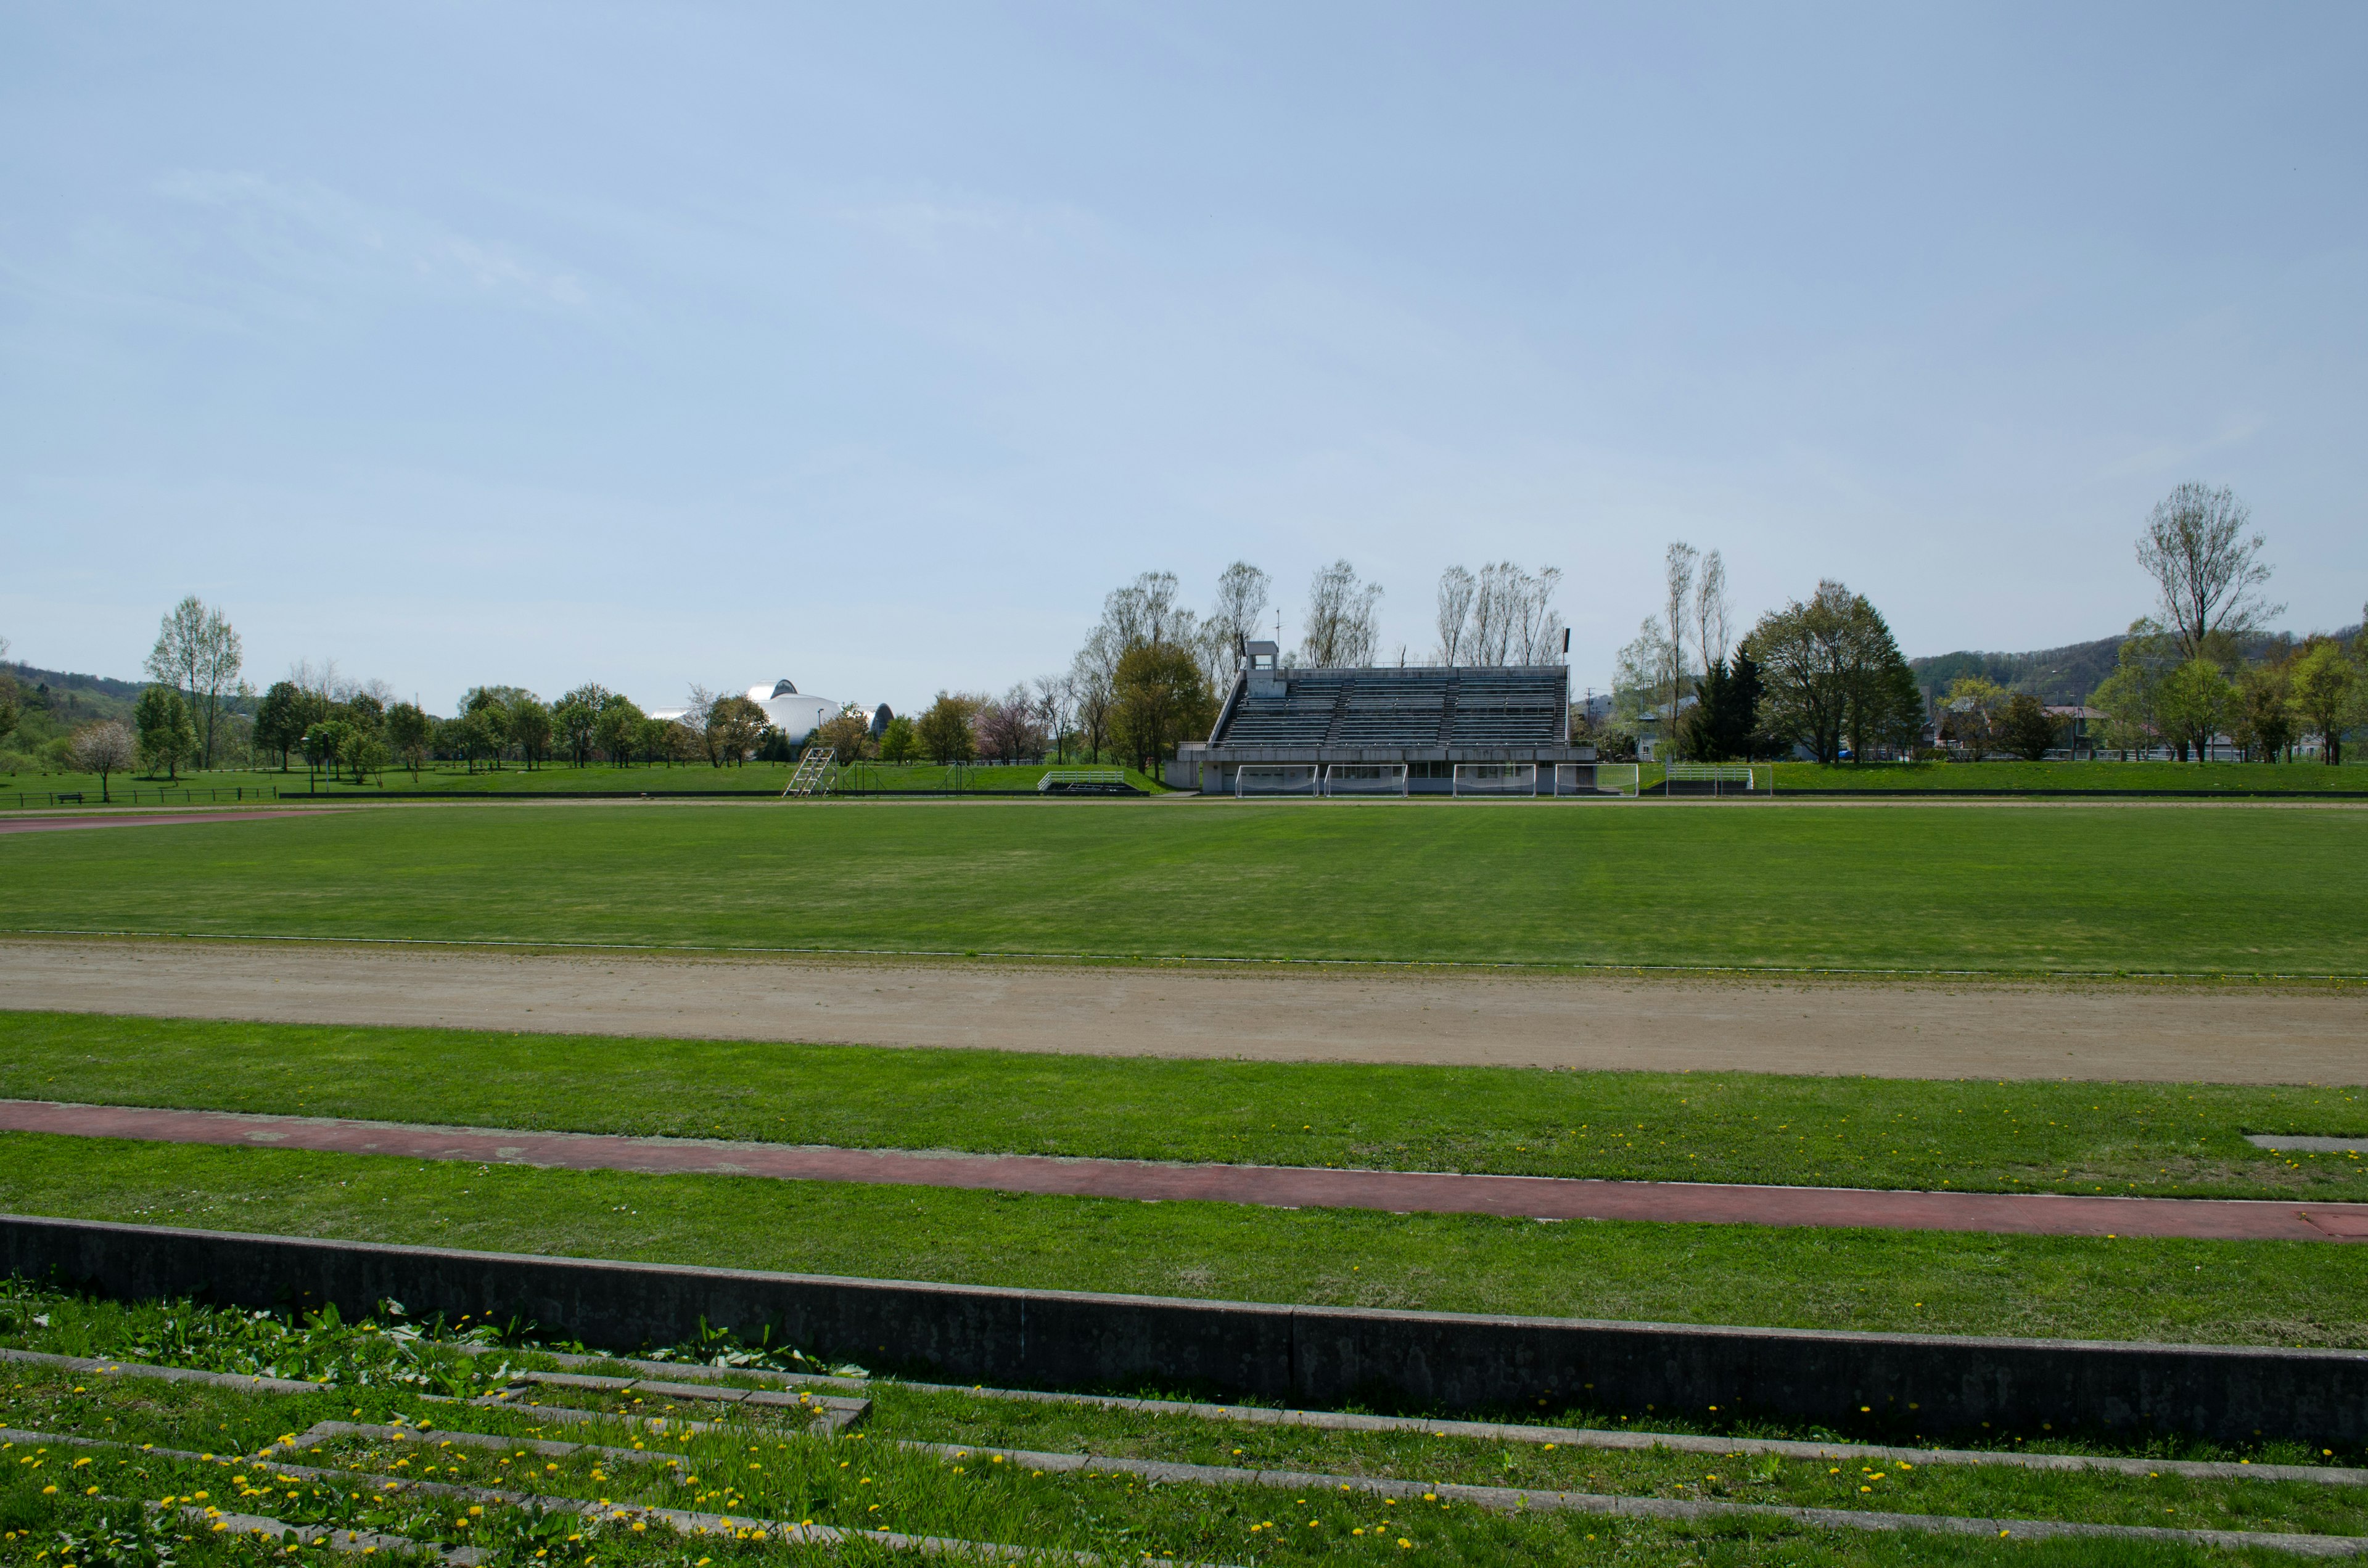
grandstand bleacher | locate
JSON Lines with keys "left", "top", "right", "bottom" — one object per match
{"left": 1170, "top": 643, "right": 1598, "bottom": 797}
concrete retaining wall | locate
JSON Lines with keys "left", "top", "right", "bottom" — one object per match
{"left": 5, "top": 1213, "right": 2359, "bottom": 1445}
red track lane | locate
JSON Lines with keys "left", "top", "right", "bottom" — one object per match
{"left": 4, "top": 1099, "right": 2363, "bottom": 1241}
{"left": 0, "top": 813, "right": 298, "bottom": 834}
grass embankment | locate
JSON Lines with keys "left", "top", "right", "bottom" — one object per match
{"left": 1767, "top": 761, "right": 2368, "bottom": 794}
{"left": 5, "top": 1014, "right": 2362, "bottom": 1201}
{"left": 12, "top": 1297, "right": 2362, "bottom": 1566}
{"left": 5, "top": 800, "right": 2367, "bottom": 974}
{"left": 5, "top": 1133, "right": 2362, "bottom": 1348}
{"left": 2, "top": 760, "right": 1162, "bottom": 803}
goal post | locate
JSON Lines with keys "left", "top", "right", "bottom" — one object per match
{"left": 1663, "top": 763, "right": 1760, "bottom": 797}
{"left": 1235, "top": 764, "right": 1320, "bottom": 797}
{"left": 1553, "top": 762, "right": 1640, "bottom": 798}
{"left": 1323, "top": 762, "right": 1408, "bottom": 797}
{"left": 1452, "top": 762, "right": 1538, "bottom": 797}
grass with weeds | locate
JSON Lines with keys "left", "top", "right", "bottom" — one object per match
{"left": 4, "top": 1133, "right": 2364, "bottom": 1351}
{"left": 4, "top": 1285, "right": 2366, "bottom": 1564}
{"left": 4, "top": 799, "right": 2368, "bottom": 974}
{"left": 6, "top": 1012, "right": 2364, "bottom": 1201}
{"left": 4, "top": 1288, "right": 2368, "bottom": 1568}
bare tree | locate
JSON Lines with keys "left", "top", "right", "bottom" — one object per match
{"left": 1101, "top": 572, "right": 1187, "bottom": 652}
{"left": 2136, "top": 483, "right": 2280, "bottom": 660}
{"left": 1513, "top": 565, "right": 1565, "bottom": 663}
{"left": 1069, "top": 630, "right": 1118, "bottom": 761}
{"left": 1033, "top": 673, "right": 1072, "bottom": 762}
{"left": 1207, "top": 562, "right": 1271, "bottom": 680}
{"left": 1471, "top": 563, "right": 1515, "bottom": 664}
{"left": 145, "top": 596, "right": 244, "bottom": 769}
{"left": 1436, "top": 562, "right": 1564, "bottom": 665}
{"left": 1298, "top": 560, "right": 1383, "bottom": 668}
{"left": 1663, "top": 542, "right": 1698, "bottom": 735}
{"left": 1434, "top": 566, "right": 1476, "bottom": 664}
{"left": 1695, "top": 549, "right": 1730, "bottom": 673}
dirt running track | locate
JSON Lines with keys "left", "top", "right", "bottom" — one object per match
{"left": 2, "top": 938, "right": 2362, "bottom": 1083}
{"left": 7, "top": 1099, "right": 2363, "bottom": 1241}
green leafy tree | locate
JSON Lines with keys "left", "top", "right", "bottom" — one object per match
{"left": 2154, "top": 658, "right": 2234, "bottom": 761}
{"left": 345, "top": 731, "right": 391, "bottom": 784}
{"left": 553, "top": 684, "right": 612, "bottom": 766}
{"left": 813, "top": 706, "right": 875, "bottom": 761}
{"left": 2287, "top": 640, "right": 2360, "bottom": 765}
{"left": 0, "top": 637, "right": 18, "bottom": 750}
{"left": 878, "top": 713, "right": 918, "bottom": 765}
{"left": 144, "top": 594, "right": 243, "bottom": 768}
{"left": 916, "top": 692, "right": 979, "bottom": 766}
{"left": 133, "top": 684, "right": 199, "bottom": 781}
{"left": 1744, "top": 580, "right": 1911, "bottom": 765}
{"left": 2088, "top": 646, "right": 2163, "bottom": 757}
{"left": 384, "top": 701, "right": 433, "bottom": 779}
{"left": 1112, "top": 641, "right": 1216, "bottom": 775}
{"left": 1844, "top": 625, "right": 1923, "bottom": 761}
{"left": 702, "top": 693, "right": 768, "bottom": 766}
{"left": 508, "top": 696, "right": 554, "bottom": 770}
{"left": 633, "top": 714, "right": 682, "bottom": 765}
{"left": 300, "top": 719, "right": 349, "bottom": 787}
{"left": 253, "top": 680, "right": 313, "bottom": 771}
{"left": 2232, "top": 663, "right": 2296, "bottom": 762}
{"left": 461, "top": 689, "right": 514, "bottom": 770}
{"left": 1997, "top": 692, "right": 2062, "bottom": 761}
{"left": 593, "top": 697, "right": 646, "bottom": 766}
{"left": 1680, "top": 650, "right": 1761, "bottom": 762}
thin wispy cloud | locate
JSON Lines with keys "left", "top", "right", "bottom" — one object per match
{"left": 157, "top": 170, "right": 590, "bottom": 310}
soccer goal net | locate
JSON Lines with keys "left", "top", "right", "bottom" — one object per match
{"left": 1452, "top": 762, "right": 1537, "bottom": 797}
{"left": 1663, "top": 763, "right": 1759, "bottom": 797}
{"left": 1554, "top": 763, "right": 1640, "bottom": 798}
{"left": 1235, "top": 765, "right": 1320, "bottom": 797}
{"left": 1324, "top": 763, "right": 1408, "bottom": 796}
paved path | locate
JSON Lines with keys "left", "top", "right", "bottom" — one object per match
{"left": 5, "top": 938, "right": 2363, "bottom": 1082}
{"left": 7, "top": 1099, "right": 2362, "bottom": 1241}
{"left": 0, "top": 812, "right": 300, "bottom": 835}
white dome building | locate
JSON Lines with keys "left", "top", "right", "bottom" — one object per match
{"left": 746, "top": 678, "right": 837, "bottom": 745}
{"left": 652, "top": 679, "right": 840, "bottom": 745}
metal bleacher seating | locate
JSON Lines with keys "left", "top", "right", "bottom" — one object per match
{"left": 1211, "top": 667, "right": 1564, "bottom": 750}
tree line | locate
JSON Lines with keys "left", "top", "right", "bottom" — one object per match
{"left": 1604, "top": 547, "right": 1921, "bottom": 766}
{"left": 1599, "top": 483, "right": 2362, "bottom": 767}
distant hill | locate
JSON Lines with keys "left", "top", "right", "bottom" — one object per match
{"left": 1909, "top": 637, "right": 2124, "bottom": 705}
{"left": 4, "top": 663, "right": 145, "bottom": 723}
{"left": 1911, "top": 623, "right": 2362, "bottom": 705}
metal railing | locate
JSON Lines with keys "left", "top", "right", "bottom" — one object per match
{"left": 8, "top": 784, "right": 281, "bottom": 810}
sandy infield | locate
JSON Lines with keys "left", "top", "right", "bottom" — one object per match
{"left": 2, "top": 937, "right": 2362, "bottom": 1083}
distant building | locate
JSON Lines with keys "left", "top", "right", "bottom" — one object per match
{"left": 1169, "top": 642, "right": 1595, "bottom": 795}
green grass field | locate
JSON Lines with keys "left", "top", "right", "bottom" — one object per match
{"left": 1766, "top": 761, "right": 2368, "bottom": 794}
{"left": 4, "top": 799, "right": 2364, "bottom": 974}
{"left": 5, "top": 1014, "right": 2361, "bottom": 1201}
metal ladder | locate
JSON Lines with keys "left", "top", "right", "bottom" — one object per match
{"left": 784, "top": 747, "right": 837, "bottom": 798}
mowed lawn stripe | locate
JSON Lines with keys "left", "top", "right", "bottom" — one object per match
{"left": 5, "top": 1012, "right": 2362, "bottom": 1202}
{"left": 5, "top": 1132, "right": 2364, "bottom": 1349}
{"left": 2, "top": 799, "right": 2366, "bottom": 974}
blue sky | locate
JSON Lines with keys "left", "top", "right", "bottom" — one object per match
{"left": 3, "top": 2, "right": 2362, "bottom": 715}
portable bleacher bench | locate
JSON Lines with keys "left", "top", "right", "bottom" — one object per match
{"left": 1037, "top": 769, "right": 1143, "bottom": 796}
